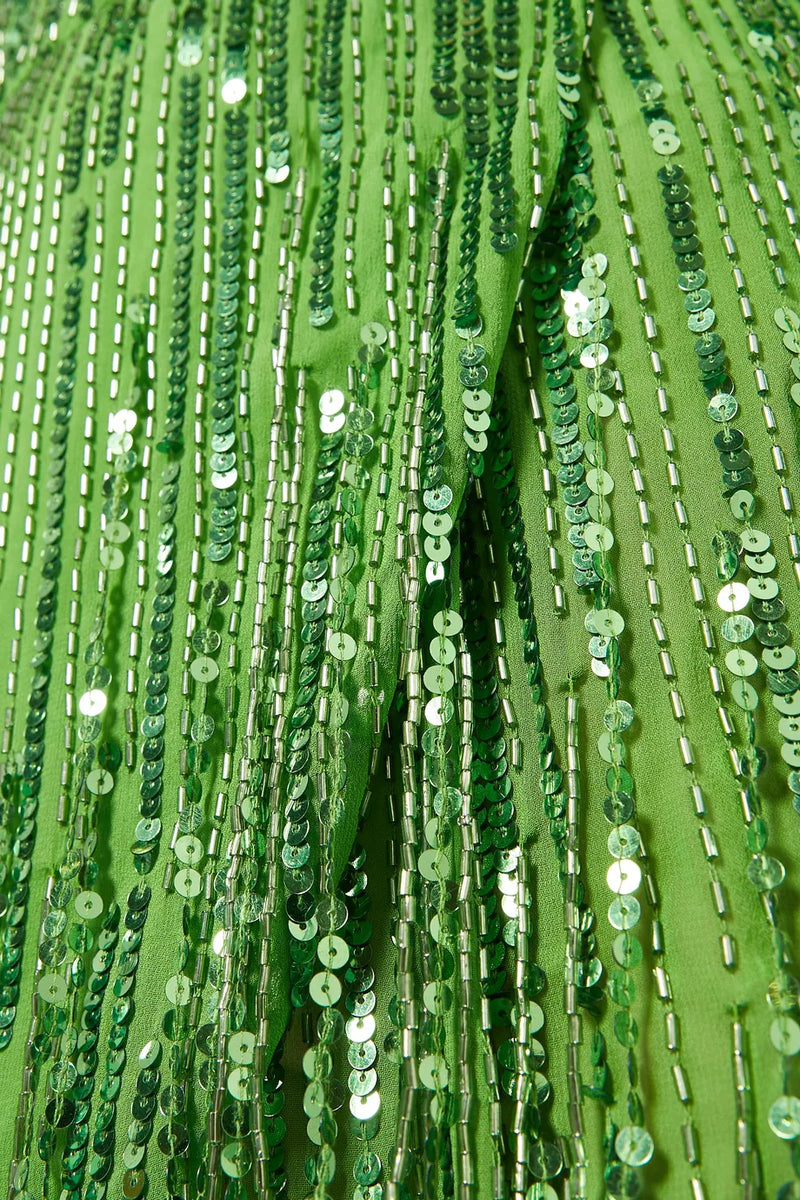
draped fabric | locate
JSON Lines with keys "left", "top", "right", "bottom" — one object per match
{"left": 1, "top": 1, "right": 800, "bottom": 1199}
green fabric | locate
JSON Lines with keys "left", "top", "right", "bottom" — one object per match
{"left": 2, "top": 0, "right": 800, "bottom": 1198}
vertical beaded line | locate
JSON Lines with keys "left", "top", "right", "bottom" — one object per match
{"left": 318, "top": 343, "right": 387, "bottom": 1170}
{"left": 60, "top": 15, "right": 96, "bottom": 195}
{"left": 0, "top": 143, "right": 52, "bottom": 758}
{"left": 0, "top": 68, "right": 69, "bottom": 743}
{"left": 125, "top": 31, "right": 168, "bottom": 772}
{"left": 329, "top": 12, "right": 405, "bottom": 1167}
{"left": 307, "top": 0, "right": 345, "bottom": 327}
{"left": 46, "top": 903, "right": 123, "bottom": 1196}
{"left": 386, "top": 0, "right": 422, "bottom": 1134}
{"left": 394, "top": 0, "right": 421, "bottom": 600}
{"left": 168, "top": 66, "right": 216, "bottom": 1121}
{"left": 511, "top": 854, "right": 538, "bottom": 1200}
{"left": 157, "top": 70, "right": 201, "bottom": 453}
{"left": 486, "top": 0, "right": 520, "bottom": 254}
{"left": 423, "top": 607, "right": 459, "bottom": 1200}
{"left": 277, "top": 380, "right": 343, "bottom": 1177}
{"left": 303, "top": 0, "right": 317, "bottom": 99}
{"left": 731, "top": 1006, "right": 763, "bottom": 1200}
{"left": 418, "top": 135, "right": 470, "bottom": 1198}
{"left": 168, "top": 2, "right": 253, "bottom": 1181}
{"left": 459, "top": 533, "right": 510, "bottom": 1200}
{"left": 429, "top": 0, "right": 459, "bottom": 117}
{"left": 455, "top": 640, "right": 477, "bottom": 1199}
{"left": 259, "top": 0, "right": 292, "bottom": 185}
{"left": 160, "top": 579, "right": 232, "bottom": 1199}
{"left": 205, "top": 677, "right": 260, "bottom": 1200}
{"left": 563, "top": 259, "right": 656, "bottom": 1195}
{"left": 203, "top": 144, "right": 304, "bottom": 1200}
{"left": 523, "top": 0, "right": 601, "bottom": 612}
{"left": 343, "top": 0, "right": 362, "bottom": 312}
{"left": 564, "top": 689, "right": 588, "bottom": 1200}
{"left": 310, "top": 495, "right": 353, "bottom": 1200}
{"left": 391, "top": 582, "right": 423, "bottom": 1200}
{"left": 201, "top": 100, "right": 248, "bottom": 565}
{"left": 452, "top": 0, "right": 489, "bottom": 340}
{"left": 247, "top": 174, "right": 307, "bottom": 1200}
{"left": 510, "top": 310, "right": 564, "bottom": 610}
{"left": 339, "top": 834, "right": 384, "bottom": 1200}
{"left": 127, "top": 67, "right": 200, "bottom": 878}
{"left": 388, "top": 143, "right": 451, "bottom": 1200}
{"left": 565, "top": 249, "right": 710, "bottom": 1197}
{"left": 79, "top": 886, "right": 150, "bottom": 1195}
{"left": 285, "top": 342, "right": 386, "bottom": 1191}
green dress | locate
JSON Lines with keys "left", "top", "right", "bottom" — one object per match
{"left": 1, "top": 0, "right": 800, "bottom": 1197}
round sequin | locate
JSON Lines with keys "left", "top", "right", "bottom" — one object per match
{"left": 708, "top": 393, "right": 738, "bottom": 422}
{"left": 769, "top": 1095, "right": 800, "bottom": 1139}
{"left": 775, "top": 307, "right": 800, "bottom": 332}
{"left": 79, "top": 689, "right": 108, "bottom": 717}
{"left": 38, "top": 974, "right": 68, "bottom": 1006}
{"left": 317, "top": 935, "right": 349, "bottom": 969}
{"left": 226, "top": 1067, "right": 252, "bottom": 1101}
{"left": 221, "top": 74, "right": 247, "bottom": 104}
{"left": 419, "top": 1054, "right": 449, "bottom": 1090}
{"left": 228, "top": 1031, "right": 255, "bottom": 1065}
{"left": 309, "top": 971, "right": 343, "bottom": 1007}
{"left": 608, "top": 825, "right": 640, "bottom": 858}
{"left": 190, "top": 656, "right": 220, "bottom": 683}
{"left": 586, "top": 608, "right": 624, "bottom": 636}
{"left": 165, "top": 974, "right": 192, "bottom": 1005}
{"left": 360, "top": 321, "right": 387, "bottom": 345}
{"left": 724, "top": 649, "right": 758, "bottom": 677}
{"left": 615, "top": 1125, "right": 654, "bottom": 1166}
{"left": 174, "top": 868, "right": 202, "bottom": 898}
{"left": 717, "top": 583, "right": 750, "bottom": 613}
{"left": 328, "top": 631, "right": 357, "bottom": 661}
{"left": 739, "top": 529, "right": 771, "bottom": 554}
{"left": 608, "top": 896, "right": 641, "bottom": 930}
{"left": 175, "top": 836, "right": 204, "bottom": 865}
{"left": 583, "top": 523, "right": 614, "bottom": 551}
{"left": 75, "top": 891, "right": 104, "bottom": 919}
{"left": 730, "top": 679, "right": 758, "bottom": 710}
{"left": 747, "top": 854, "right": 786, "bottom": 891}
{"left": 86, "top": 768, "right": 114, "bottom": 795}
{"left": 721, "top": 615, "right": 754, "bottom": 643}
{"left": 606, "top": 859, "right": 641, "bottom": 895}
{"left": 770, "top": 1017, "right": 800, "bottom": 1056}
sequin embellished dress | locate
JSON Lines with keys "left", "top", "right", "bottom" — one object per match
{"left": 1, "top": 1, "right": 800, "bottom": 1199}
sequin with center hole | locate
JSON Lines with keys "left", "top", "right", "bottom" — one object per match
{"left": 769, "top": 1095, "right": 800, "bottom": 1139}
{"left": 607, "top": 859, "right": 642, "bottom": 895}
